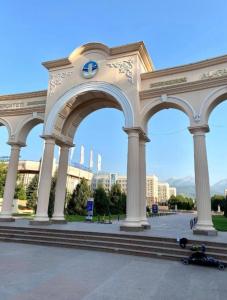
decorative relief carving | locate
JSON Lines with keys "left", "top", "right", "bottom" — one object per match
{"left": 106, "top": 59, "right": 134, "bottom": 83}
{"left": 193, "top": 114, "right": 201, "bottom": 123}
{"left": 200, "top": 68, "right": 227, "bottom": 80}
{"left": 49, "top": 71, "right": 73, "bottom": 95}
{"left": 160, "top": 94, "right": 167, "bottom": 102}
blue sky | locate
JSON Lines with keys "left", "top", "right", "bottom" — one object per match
{"left": 1, "top": 0, "right": 227, "bottom": 184}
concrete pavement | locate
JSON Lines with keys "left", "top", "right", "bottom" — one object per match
{"left": 0, "top": 242, "right": 226, "bottom": 300}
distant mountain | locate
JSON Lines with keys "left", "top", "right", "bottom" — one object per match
{"left": 211, "top": 179, "right": 227, "bottom": 195}
{"left": 166, "top": 176, "right": 195, "bottom": 198}
{"left": 166, "top": 176, "right": 227, "bottom": 198}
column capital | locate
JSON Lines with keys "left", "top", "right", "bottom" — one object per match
{"left": 123, "top": 127, "right": 150, "bottom": 142}
{"left": 57, "top": 141, "right": 74, "bottom": 148}
{"left": 188, "top": 125, "right": 210, "bottom": 135}
{"left": 7, "top": 142, "right": 25, "bottom": 148}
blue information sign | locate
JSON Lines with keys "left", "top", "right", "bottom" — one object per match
{"left": 86, "top": 198, "right": 94, "bottom": 221}
{"left": 152, "top": 204, "right": 159, "bottom": 214}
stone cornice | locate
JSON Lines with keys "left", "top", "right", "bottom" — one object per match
{"left": 42, "top": 58, "right": 71, "bottom": 70}
{"left": 141, "top": 54, "right": 227, "bottom": 80}
{"left": 140, "top": 75, "right": 227, "bottom": 100}
{"left": 0, "top": 90, "right": 47, "bottom": 101}
{"left": 42, "top": 41, "right": 154, "bottom": 72}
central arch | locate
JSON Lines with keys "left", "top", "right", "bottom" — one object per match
{"left": 44, "top": 81, "right": 134, "bottom": 137}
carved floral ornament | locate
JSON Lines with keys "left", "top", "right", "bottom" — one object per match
{"left": 106, "top": 59, "right": 134, "bottom": 83}
{"left": 49, "top": 71, "right": 73, "bottom": 95}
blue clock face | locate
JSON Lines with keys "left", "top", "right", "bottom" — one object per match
{"left": 82, "top": 61, "right": 98, "bottom": 78}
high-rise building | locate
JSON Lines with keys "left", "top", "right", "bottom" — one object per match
{"left": 169, "top": 187, "right": 177, "bottom": 197}
{"left": 92, "top": 173, "right": 176, "bottom": 205}
{"left": 158, "top": 183, "right": 170, "bottom": 203}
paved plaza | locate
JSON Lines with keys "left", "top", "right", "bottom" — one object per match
{"left": 0, "top": 241, "right": 226, "bottom": 300}
{"left": 1, "top": 213, "right": 227, "bottom": 299}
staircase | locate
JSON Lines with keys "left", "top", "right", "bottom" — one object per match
{"left": 0, "top": 225, "right": 227, "bottom": 263}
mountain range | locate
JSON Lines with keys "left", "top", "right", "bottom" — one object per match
{"left": 166, "top": 176, "right": 227, "bottom": 198}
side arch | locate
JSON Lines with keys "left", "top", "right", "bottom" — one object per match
{"left": 44, "top": 81, "right": 134, "bottom": 136}
{"left": 14, "top": 115, "right": 44, "bottom": 145}
{"left": 141, "top": 95, "right": 195, "bottom": 132}
{"left": 0, "top": 117, "right": 12, "bottom": 140}
{"left": 199, "top": 86, "right": 227, "bottom": 124}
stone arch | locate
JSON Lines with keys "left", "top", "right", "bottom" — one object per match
{"left": 62, "top": 97, "right": 121, "bottom": 141}
{"left": 44, "top": 81, "right": 134, "bottom": 137}
{"left": 199, "top": 86, "right": 227, "bottom": 124}
{"left": 141, "top": 95, "right": 195, "bottom": 132}
{"left": 14, "top": 115, "right": 44, "bottom": 145}
{"left": 0, "top": 117, "right": 12, "bottom": 140}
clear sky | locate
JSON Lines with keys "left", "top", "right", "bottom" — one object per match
{"left": 1, "top": 0, "right": 227, "bottom": 184}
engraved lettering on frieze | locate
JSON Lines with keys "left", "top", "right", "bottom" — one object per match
{"left": 49, "top": 71, "right": 73, "bottom": 95}
{"left": 27, "top": 100, "right": 46, "bottom": 106}
{"left": 106, "top": 59, "right": 134, "bottom": 83}
{"left": 0, "top": 102, "right": 25, "bottom": 110}
{"left": 150, "top": 77, "right": 187, "bottom": 89}
{"left": 200, "top": 68, "right": 227, "bottom": 80}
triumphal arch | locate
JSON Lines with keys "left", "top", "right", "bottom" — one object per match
{"left": 1, "top": 41, "right": 227, "bottom": 235}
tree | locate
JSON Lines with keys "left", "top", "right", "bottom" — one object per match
{"left": 109, "top": 183, "right": 122, "bottom": 214}
{"left": 94, "top": 185, "right": 110, "bottom": 215}
{"left": 14, "top": 182, "right": 26, "bottom": 200}
{"left": 0, "top": 162, "right": 7, "bottom": 198}
{"left": 168, "top": 195, "right": 194, "bottom": 210}
{"left": 224, "top": 196, "right": 227, "bottom": 218}
{"left": 66, "top": 178, "right": 91, "bottom": 215}
{"left": 211, "top": 195, "right": 225, "bottom": 211}
{"left": 48, "top": 175, "right": 57, "bottom": 218}
{"left": 26, "top": 174, "right": 39, "bottom": 211}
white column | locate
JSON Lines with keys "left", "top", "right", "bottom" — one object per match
{"left": 189, "top": 126, "right": 217, "bottom": 235}
{"left": 120, "top": 128, "right": 142, "bottom": 231}
{"left": 0, "top": 144, "right": 21, "bottom": 220}
{"left": 32, "top": 137, "right": 55, "bottom": 223}
{"left": 52, "top": 145, "right": 70, "bottom": 223}
{"left": 139, "top": 137, "right": 150, "bottom": 229}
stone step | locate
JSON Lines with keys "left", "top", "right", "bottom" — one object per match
{"left": 0, "top": 236, "right": 191, "bottom": 262}
{"left": 0, "top": 230, "right": 226, "bottom": 256}
{"left": 1, "top": 225, "right": 226, "bottom": 248}
{"left": 0, "top": 232, "right": 190, "bottom": 255}
{"left": 0, "top": 229, "right": 180, "bottom": 248}
{"left": 0, "top": 231, "right": 227, "bottom": 263}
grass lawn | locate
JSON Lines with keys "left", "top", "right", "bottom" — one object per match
{"left": 212, "top": 215, "right": 227, "bottom": 231}
{"left": 65, "top": 214, "right": 125, "bottom": 222}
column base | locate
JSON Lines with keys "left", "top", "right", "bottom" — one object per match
{"left": 30, "top": 220, "right": 51, "bottom": 225}
{"left": 142, "top": 224, "right": 151, "bottom": 230}
{"left": 141, "top": 219, "right": 151, "bottom": 230}
{"left": 193, "top": 223, "right": 217, "bottom": 236}
{"left": 193, "top": 228, "right": 217, "bottom": 236}
{"left": 120, "top": 220, "right": 144, "bottom": 232}
{"left": 30, "top": 215, "right": 50, "bottom": 226}
{"left": 51, "top": 219, "right": 67, "bottom": 224}
{"left": 0, "top": 217, "right": 15, "bottom": 222}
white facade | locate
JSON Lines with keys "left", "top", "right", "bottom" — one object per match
{"left": 158, "top": 183, "right": 170, "bottom": 202}
{"left": 92, "top": 173, "right": 176, "bottom": 205}
{"left": 16, "top": 160, "right": 93, "bottom": 193}
{"left": 169, "top": 187, "right": 177, "bottom": 197}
